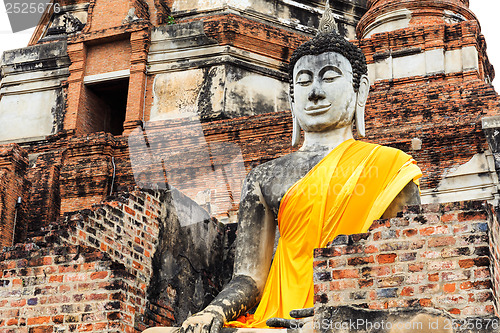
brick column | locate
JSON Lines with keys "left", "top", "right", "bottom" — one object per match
{"left": 0, "top": 144, "right": 29, "bottom": 247}
{"left": 123, "top": 28, "right": 151, "bottom": 134}
{"left": 59, "top": 134, "right": 114, "bottom": 215}
{"left": 64, "top": 42, "right": 87, "bottom": 135}
{"left": 26, "top": 152, "right": 62, "bottom": 236}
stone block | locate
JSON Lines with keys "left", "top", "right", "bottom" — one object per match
{"left": 393, "top": 52, "right": 425, "bottom": 79}
{"left": 368, "top": 56, "right": 392, "bottom": 83}
{"left": 462, "top": 46, "right": 479, "bottom": 71}
{"left": 0, "top": 90, "right": 62, "bottom": 142}
{"left": 0, "top": 41, "right": 69, "bottom": 143}
{"left": 151, "top": 69, "right": 208, "bottom": 120}
{"left": 425, "top": 48, "right": 445, "bottom": 74}
{"left": 444, "top": 48, "right": 462, "bottom": 74}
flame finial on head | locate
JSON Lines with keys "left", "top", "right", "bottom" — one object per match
{"left": 318, "top": 0, "right": 338, "bottom": 34}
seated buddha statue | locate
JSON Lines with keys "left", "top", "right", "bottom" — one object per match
{"left": 145, "top": 5, "right": 422, "bottom": 333}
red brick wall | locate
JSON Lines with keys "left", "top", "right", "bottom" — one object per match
{"left": 356, "top": 14, "right": 499, "bottom": 190}
{"left": 80, "top": 87, "right": 112, "bottom": 133}
{"left": 58, "top": 191, "right": 161, "bottom": 291}
{"left": 26, "top": 152, "right": 62, "bottom": 236}
{"left": 87, "top": 0, "right": 132, "bottom": 32}
{"left": 313, "top": 201, "right": 495, "bottom": 316}
{"left": 153, "top": 0, "right": 171, "bottom": 25}
{"left": 126, "top": 113, "right": 294, "bottom": 219}
{"left": 360, "top": 1, "right": 475, "bottom": 29}
{"left": 26, "top": 111, "right": 291, "bottom": 224}
{"left": 0, "top": 145, "right": 29, "bottom": 247}
{"left": 0, "top": 189, "right": 165, "bottom": 332}
{"left": 18, "top": 133, "right": 125, "bottom": 234}
{"left": 65, "top": 21, "right": 149, "bottom": 136}
{"left": 20, "top": 110, "right": 294, "bottom": 227}
{"left": 133, "top": 0, "right": 150, "bottom": 22}
{"left": 364, "top": 77, "right": 498, "bottom": 188}
{"left": 58, "top": 191, "right": 164, "bottom": 331}
{"left": 0, "top": 185, "right": 231, "bottom": 331}
{"left": 200, "top": 14, "right": 309, "bottom": 63}
{"left": 359, "top": 21, "right": 492, "bottom": 83}
{"left": 0, "top": 243, "right": 140, "bottom": 332}
{"left": 85, "top": 39, "right": 131, "bottom": 76}
{"left": 59, "top": 134, "right": 113, "bottom": 215}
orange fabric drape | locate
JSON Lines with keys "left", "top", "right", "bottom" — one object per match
{"left": 227, "top": 139, "right": 422, "bottom": 328}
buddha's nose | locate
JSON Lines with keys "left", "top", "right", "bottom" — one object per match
{"left": 308, "top": 83, "right": 326, "bottom": 103}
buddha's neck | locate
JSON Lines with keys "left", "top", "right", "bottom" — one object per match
{"left": 300, "top": 126, "right": 354, "bottom": 152}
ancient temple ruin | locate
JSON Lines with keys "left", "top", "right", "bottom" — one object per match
{"left": 0, "top": 0, "right": 499, "bottom": 331}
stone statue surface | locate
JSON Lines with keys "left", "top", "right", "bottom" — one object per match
{"left": 144, "top": 17, "right": 422, "bottom": 333}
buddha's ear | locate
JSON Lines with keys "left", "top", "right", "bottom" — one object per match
{"left": 289, "top": 95, "right": 301, "bottom": 148}
{"left": 355, "top": 75, "right": 370, "bottom": 138}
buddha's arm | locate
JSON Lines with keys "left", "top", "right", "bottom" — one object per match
{"left": 180, "top": 173, "right": 276, "bottom": 333}
{"left": 381, "top": 181, "right": 420, "bottom": 219}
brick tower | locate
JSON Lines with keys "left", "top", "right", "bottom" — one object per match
{"left": 357, "top": 0, "right": 500, "bottom": 204}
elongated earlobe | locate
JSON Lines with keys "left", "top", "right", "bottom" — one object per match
{"left": 289, "top": 96, "right": 301, "bottom": 147}
{"left": 355, "top": 75, "right": 370, "bottom": 138}
{"left": 355, "top": 106, "right": 365, "bottom": 137}
{"left": 292, "top": 113, "right": 301, "bottom": 148}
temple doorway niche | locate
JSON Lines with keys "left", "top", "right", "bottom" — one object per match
{"left": 84, "top": 77, "right": 129, "bottom": 135}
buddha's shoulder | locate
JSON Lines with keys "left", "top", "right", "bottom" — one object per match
{"left": 246, "top": 151, "right": 319, "bottom": 181}
{"left": 247, "top": 153, "right": 297, "bottom": 177}
{"left": 354, "top": 140, "right": 410, "bottom": 157}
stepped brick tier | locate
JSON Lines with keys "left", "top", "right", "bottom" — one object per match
{"left": 2, "top": 196, "right": 499, "bottom": 332}
{"left": 0, "top": 189, "right": 234, "bottom": 332}
{"left": 314, "top": 201, "right": 497, "bottom": 316}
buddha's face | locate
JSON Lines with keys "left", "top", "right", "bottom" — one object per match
{"left": 292, "top": 52, "right": 357, "bottom": 133}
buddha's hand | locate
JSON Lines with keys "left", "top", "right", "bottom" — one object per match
{"left": 266, "top": 307, "right": 314, "bottom": 330}
{"left": 180, "top": 310, "right": 224, "bottom": 333}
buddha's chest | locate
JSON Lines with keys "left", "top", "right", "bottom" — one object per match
{"left": 259, "top": 153, "right": 326, "bottom": 217}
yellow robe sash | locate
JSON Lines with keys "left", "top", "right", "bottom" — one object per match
{"left": 227, "top": 139, "right": 422, "bottom": 327}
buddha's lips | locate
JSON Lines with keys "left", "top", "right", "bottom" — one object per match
{"left": 304, "top": 104, "right": 331, "bottom": 115}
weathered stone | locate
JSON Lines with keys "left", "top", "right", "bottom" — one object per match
{"left": 314, "top": 305, "right": 500, "bottom": 333}
{"left": 145, "top": 187, "right": 234, "bottom": 326}
{"left": 0, "top": 41, "right": 69, "bottom": 143}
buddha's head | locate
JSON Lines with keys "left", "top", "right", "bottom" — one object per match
{"left": 288, "top": 31, "right": 370, "bottom": 147}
